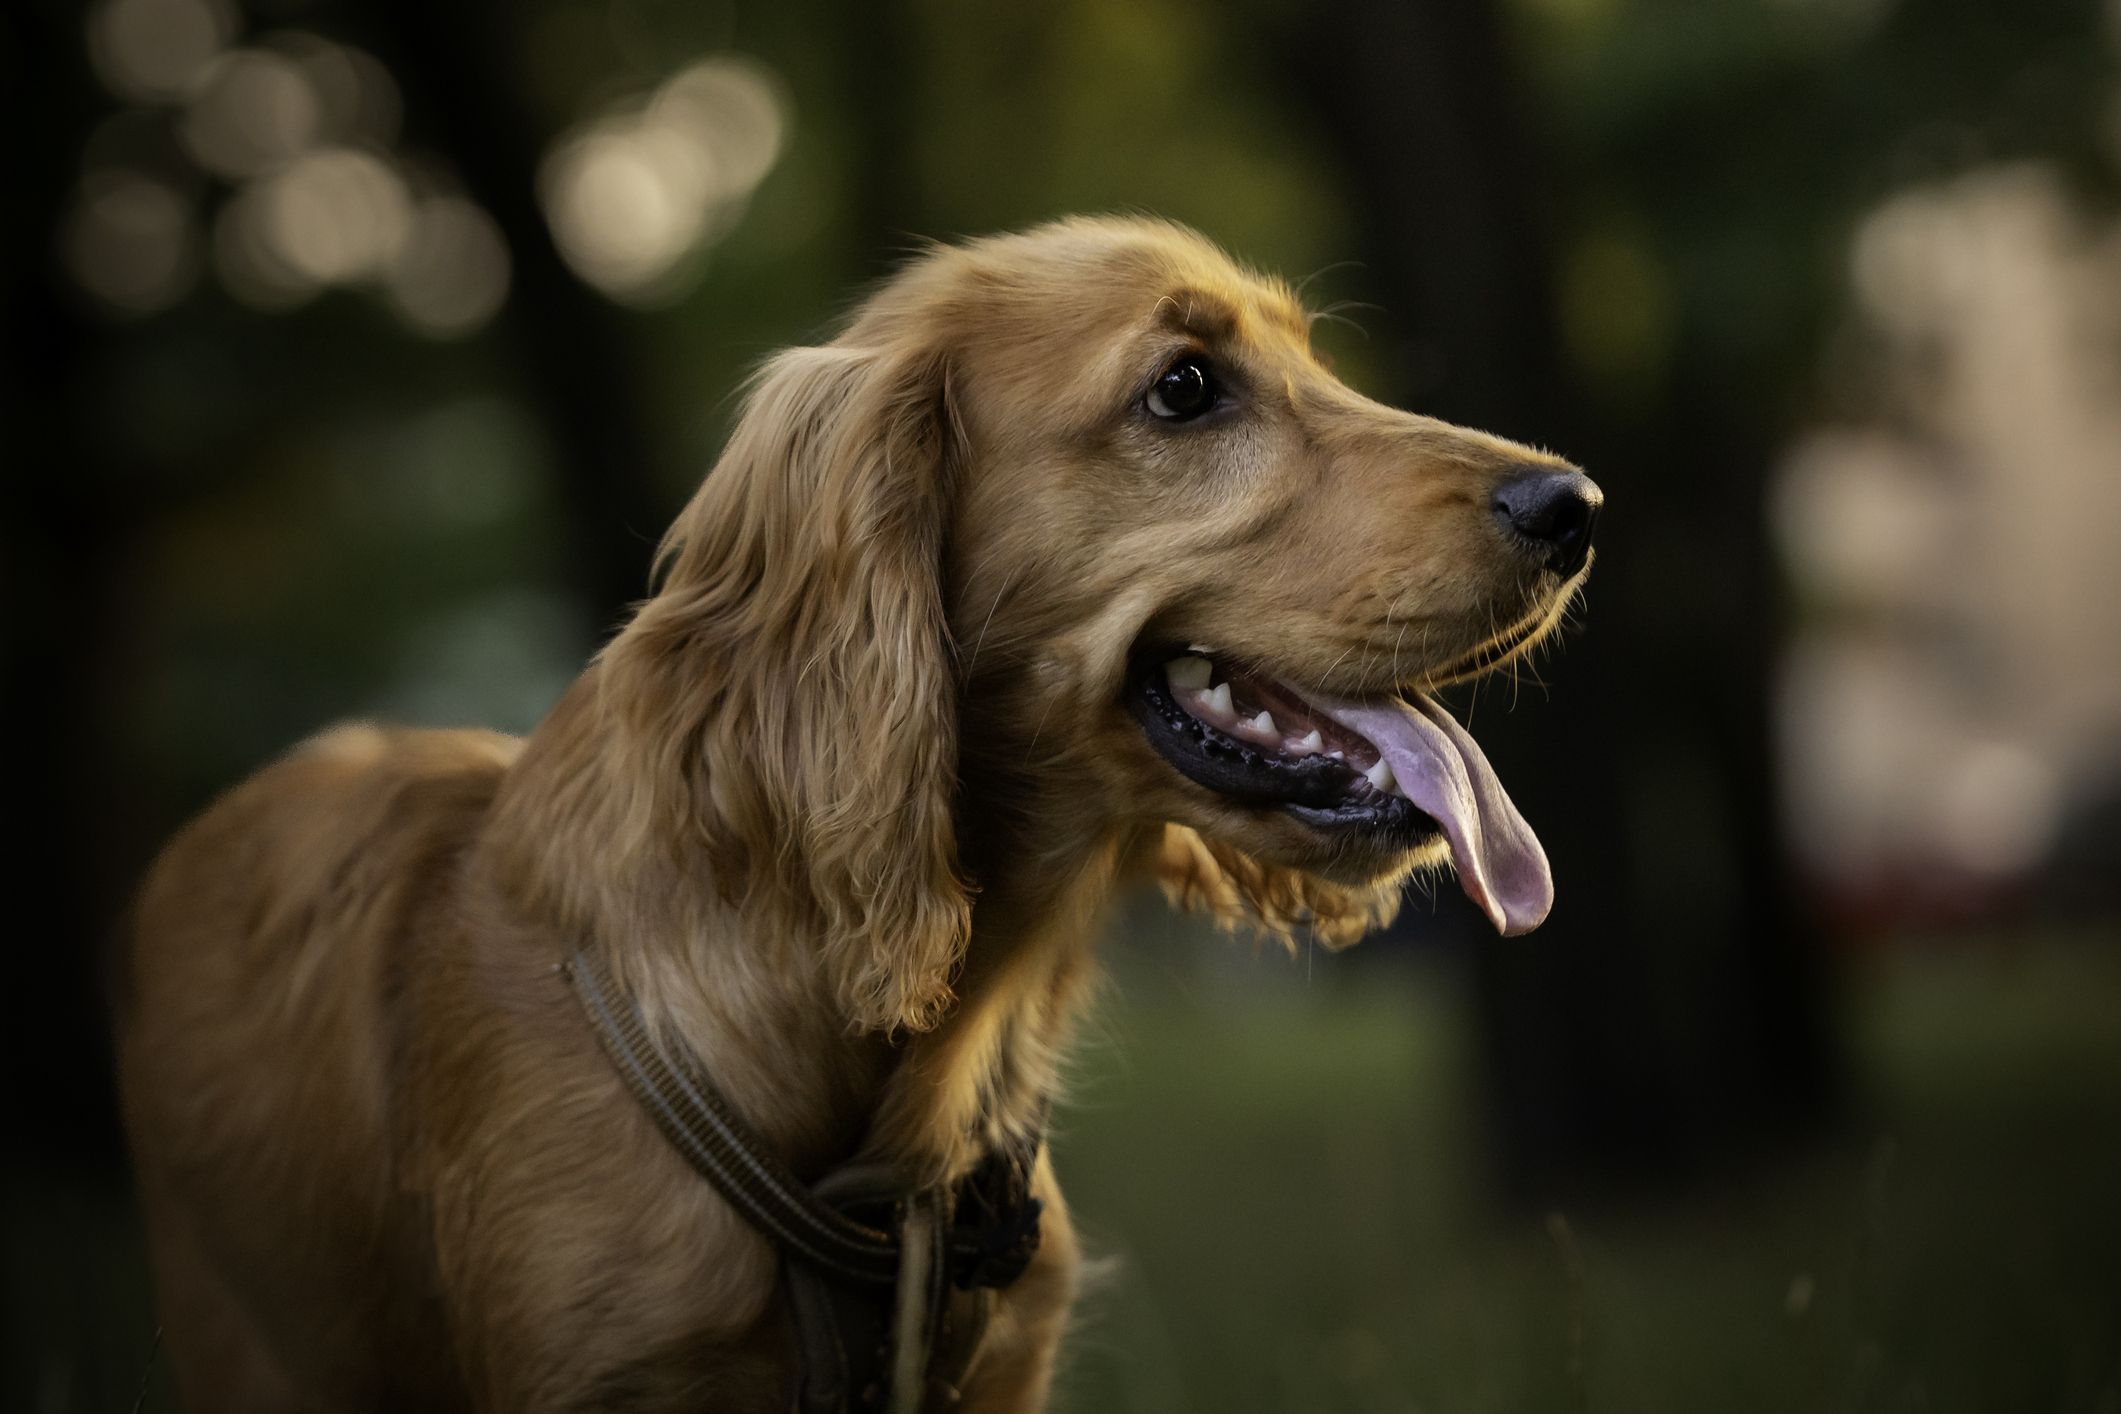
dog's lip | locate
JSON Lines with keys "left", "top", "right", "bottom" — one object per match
{"left": 1123, "top": 647, "right": 1441, "bottom": 839}
{"left": 1127, "top": 641, "right": 1556, "bottom": 934}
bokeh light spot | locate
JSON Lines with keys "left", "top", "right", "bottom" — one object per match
{"left": 180, "top": 48, "right": 320, "bottom": 179}
{"left": 87, "top": 0, "right": 238, "bottom": 104}
{"left": 260, "top": 147, "right": 412, "bottom": 284}
{"left": 385, "top": 196, "right": 512, "bottom": 338}
{"left": 212, "top": 181, "right": 319, "bottom": 310}
{"left": 539, "top": 54, "right": 789, "bottom": 302}
{"left": 62, "top": 170, "right": 200, "bottom": 315}
{"left": 279, "top": 34, "right": 404, "bottom": 148}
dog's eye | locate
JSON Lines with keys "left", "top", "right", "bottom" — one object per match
{"left": 1145, "top": 356, "right": 1218, "bottom": 421}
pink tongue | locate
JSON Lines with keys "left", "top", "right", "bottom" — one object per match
{"left": 1315, "top": 694, "right": 1553, "bottom": 935}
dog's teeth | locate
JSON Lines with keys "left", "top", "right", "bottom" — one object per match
{"left": 1366, "top": 758, "right": 1396, "bottom": 793}
{"left": 1249, "top": 710, "right": 1276, "bottom": 735}
{"left": 1164, "top": 656, "right": 1213, "bottom": 692}
{"left": 1201, "top": 682, "right": 1234, "bottom": 719}
{"left": 1328, "top": 749, "right": 1344, "bottom": 761}
{"left": 1294, "top": 730, "right": 1323, "bottom": 755}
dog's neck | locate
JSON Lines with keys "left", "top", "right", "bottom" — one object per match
{"left": 482, "top": 669, "right": 1131, "bottom": 1189}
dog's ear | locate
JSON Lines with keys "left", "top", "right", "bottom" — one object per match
{"left": 1153, "top": 824, "right": 1402, "bottom": 950}
{"left": 605, "top": 342, "right": 969, "bottom": 1034}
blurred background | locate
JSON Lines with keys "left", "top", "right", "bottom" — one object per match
{"left": 6, "top": 0, "right": 2121, "bottom": 1408}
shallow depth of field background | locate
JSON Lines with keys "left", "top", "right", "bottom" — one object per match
{"left": 6, "top": 0, "right": 2121, "bottom": 1409}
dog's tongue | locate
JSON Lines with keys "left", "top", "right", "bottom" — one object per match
{"left": 1315, "top": 693, "right": 1553, "bottom": 935}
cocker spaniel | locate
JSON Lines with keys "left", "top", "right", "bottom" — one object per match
{"left": 120, "top": 216, "right": 1598, "bottom": 1412}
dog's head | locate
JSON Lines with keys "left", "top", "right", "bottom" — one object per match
{"left": 606, "top": 217, "right": 1598, "bottom": 1032}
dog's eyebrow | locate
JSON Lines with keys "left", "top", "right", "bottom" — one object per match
{"left": 1153, "top": 285, "right": 1312, "bottom": 349}
{"left": 1152, "top": 288, "right": 1242, "bottom": 343}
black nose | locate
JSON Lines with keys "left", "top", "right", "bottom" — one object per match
{"left": 1491, "top": 468, "right": 1602, "bottom": 577}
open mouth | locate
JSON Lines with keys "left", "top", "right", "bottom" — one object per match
{"left": 1125, "top": 646, "right": 1554, "bottom": 935}
{"left": 1127, "top": 649, "right": 1440, "bottom": 839}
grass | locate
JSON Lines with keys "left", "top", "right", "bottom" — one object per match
{"left": 1052, "top": 926, "right": 2121, "bottom": 1414}
{"left": 8, "top": 925, "right": 2119, "bottom": 1412}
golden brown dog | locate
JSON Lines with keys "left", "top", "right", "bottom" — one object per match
{"left": 119, "top": 216, "right": 1599, "bottom": 1411}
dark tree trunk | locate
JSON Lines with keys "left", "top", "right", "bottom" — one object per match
{"left": 3, "top": 0, "right": 151, "bottom": 1163}
{"left": 835, "top": 0, "right": 925, "bottom": 278}
{"left": 1260, "top": 0, "right": 1837, "bottom": 1195}
{"left": 358, "top": 0, "right": 675, "bottom": 634}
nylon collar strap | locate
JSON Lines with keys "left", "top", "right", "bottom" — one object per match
{"left": 564, "top": 945, "right": 904, "bottom": 1285}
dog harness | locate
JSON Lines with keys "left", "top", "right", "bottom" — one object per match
{"left": 563, "top": 947, "right": 1044, "bottom": 1413}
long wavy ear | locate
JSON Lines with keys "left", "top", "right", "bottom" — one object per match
{"left": 602, "top": 341, "right": 968, "bottom": 1033}
{"left": 1153, "top": 824, "right": 1402, "bottom": 950}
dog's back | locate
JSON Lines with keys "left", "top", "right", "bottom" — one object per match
{"left": 119, "top": 722, "right": 521, "bottom": 1408}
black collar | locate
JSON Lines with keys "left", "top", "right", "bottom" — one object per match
{"left": 563, "top": 946, "right": 1044, "bottom": 1407}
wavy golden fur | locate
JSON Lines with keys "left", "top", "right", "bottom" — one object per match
{"left": 118, "top": 216, "right": 1587, "bottom": 1411}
